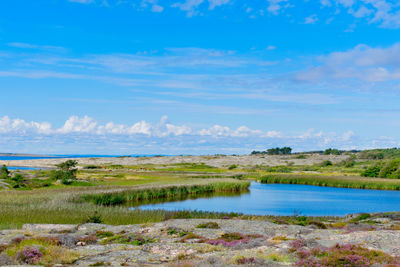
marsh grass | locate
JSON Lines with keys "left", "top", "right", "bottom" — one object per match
{"left": 80, "top": 181, "right": 250, "bottom": 205}
{"left": 259, "top": 174, "right": 400, "bottom": 190}
{"left": 0, "top": 179, "right": 250, "bottom": 229}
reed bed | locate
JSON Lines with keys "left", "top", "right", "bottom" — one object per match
{"left": 80, "top": 181, "right": 250, "bottom": 205}
{"left": 259, "top": 174, "right": 400, "bottom": 190}
{"left": 0, "top": 180, "right": 250, "bottom": 229}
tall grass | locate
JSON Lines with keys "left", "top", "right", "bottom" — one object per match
{"left": 80, "top": 181, "right": 250, "bottom": 205}
{"left": 0, "top": 180, "right": 250, "bottom": 229}
{"left": 259, "top": 174, "right": 400, "bottom": 190}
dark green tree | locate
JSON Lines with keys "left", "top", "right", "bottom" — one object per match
{"left": 51, "top": 160, "right": 78, "bottom": 185}
{"left": 0, "top": 165, "right": 10, "bottom": 179}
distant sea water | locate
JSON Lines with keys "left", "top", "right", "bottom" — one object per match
{"left": 0, "top": 154, "right": 167, "bottom": 161}
{"left": 0, "top": 154, "right": 167, "bottom": 170}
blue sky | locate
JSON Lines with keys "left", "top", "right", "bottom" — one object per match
{"left": 0, "top": 0, "right": 400, "bottom": 154}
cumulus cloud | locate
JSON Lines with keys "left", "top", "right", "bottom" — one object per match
{"left": 0, "top": 115, "right": 384, "bottom": 154}
{"left": 0, "top": 116, "right": 52, "bottom": 135}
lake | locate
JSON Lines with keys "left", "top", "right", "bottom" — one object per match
{"left": 136, "top": 182, "right": 400, "bottom": 216}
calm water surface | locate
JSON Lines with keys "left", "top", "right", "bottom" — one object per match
{"left": 137, "top": 182, "right": 400, "bottom": 216}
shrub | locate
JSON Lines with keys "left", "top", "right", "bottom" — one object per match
{"left": 78, "top": 235, "right": 98, "bottom": 244}
{"left": 359, "top": 150, "right": 385, "bottom": 160}
{"left": 308, "top": 221, "right": 327, "bottom": 229}
{"left": 236, "top": 256, "right": 256, "bottom": 264}
{"left": 361, "top": 163, "right": 383, "bottom": 177}
{"left": 96, "top": 231, "right": 114, "bottom": 238}
{"left": 196, "top": 222, "right": 220, "bottom": 229}
{"left": 351, "top": 213, "right": 371, "bottom": 222}
{"left": 84, "top": 165, "right": 101, "bottom": 169}
{"left": 324, "top": 148, "right": 342, "bottom": 155}
{"left": 379, "top": 159, "right": 400, "bottom": 178}
{"left": 228, "top": 164, "right": 238, "bottom": 170}
{"left": 16, "top": 247, "right": 43, "bottom": 264}
{"left": 320, "top": 160, "right": 333, "bottom": 167}
{"left": 294, "top": 243, "right": 399, "bottom": 267}
{"left": 10, "top": 174, "right": 28, "bottom": 189}
{"left": 100, "top": 233, "right": 155, "bottom": 246}
{"left": 0, "top": 165, "right": 10, "bottom": 179}
{"left": 51, "top": 160, "right": 78, "bottom": 184}
{"left": 86, "top": 211, "right": 103, "bottom": 224}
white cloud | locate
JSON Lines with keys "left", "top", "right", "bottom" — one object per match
{"left": 58, "top": 116, "right": 98, "bottom": 134}
{"left": 295, "top": 43, "right": 400, "bottom": 82}
{"left": 152, "top": 4, "right": 164, "bottom": 12}
{"left": 0, "top": 115, "right": 396, "bottom": 154}
{"left": 68, "top": 0, "right": 93, "bottom": 3}
{"left": 352, "top": 6, "right": 373, "bottom": 18}
{"left": 267, "top": 0, "right": 289, "bottom": 15}
{"left": 8, "top": 42, "right": 65, "bottom": 52}
{"left": 338, "top": 0, "right": 355, "bottom": 7}
{"left": 64, "top": 0, "right": 400, "bottom": 28}
{"left": 208, "top": 0, "right": 229, "bottom": 10}
{"left": 305, "top": 14, "right": 319, "bottom": 24}
{"left": 142, "top": 0, "right": 164, "bottom": 12}
{"left": 0, "top": 116, "right": 52, "bottom": 135}
{"left": 171, "top": 0, "right": 204, "bottom": 17}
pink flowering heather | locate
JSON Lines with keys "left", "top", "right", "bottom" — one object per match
{"left": 289, "top": 238, "right": 306, "bottom": 252}
{"left": 17, "top": 247, "right": 43, "bottom": 264}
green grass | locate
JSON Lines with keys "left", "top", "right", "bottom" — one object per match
{"left": 259, "top": 174, "right": 400, "bottom": 190}
{"left": 0, "top": 179, "right": 249, "bottom": 229}
{"left": 80, "top": 181, "right": 250, "bottom": 205}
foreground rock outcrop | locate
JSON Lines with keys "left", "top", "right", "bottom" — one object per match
{"left": 1, "top": 217, "right": 400, "bottom": 266}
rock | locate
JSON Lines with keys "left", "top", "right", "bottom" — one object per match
{"left": 58, "top": 234, "right": 77, "bottom": 248}
{"left": 0, "top": 253, "right": 13, "bottom": 266}
{"left": 22, "top": 224, "right": 76, "bottom": 233}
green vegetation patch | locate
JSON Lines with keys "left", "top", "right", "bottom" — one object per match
{"left": 259, "top": 174, "right": 400, "bottom": 190}
{"left": 81, "top": 181, "right": 250, "bottom": 206}
{"left": 4, "top": 236, "right": 79, "bottom": 265}
{"left": 196, "top": 221, "right": 220, "bottom": 229}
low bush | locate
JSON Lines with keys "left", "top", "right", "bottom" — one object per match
{"left": 228, "top": 164, "right": 238, "bottom": 170}
{"left": 5, "top": 237, "right": 79, "bottom": 265}
{"left": 293, "top": 243, "right": 399, "bottom": 266}
{"left": 361, "top": 163, "right": 383, "bottom": 177}
{"left": 379, "top": 159, "right": 400, "bottom": 179}
{"left": 320, "top": 160, "right": 333, "bottom": 167}
{"left": 361, "top": 159, "right": 400, "bottom": 178}
{"left": 100, "top": 233, "right": 156, "bottom": 246}
{"left": 86, "top": 211, "right": 103, "bottom": 224}
{"left": 196, "top": 222, "right": 220, "bottom": 229}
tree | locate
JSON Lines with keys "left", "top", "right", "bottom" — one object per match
{"left": 0, "top": 165, "right": 10, "bottom": 179}
{"left": 56, "top": 160, "right": 78, "bottom": 174}
{"left": 51, "top": 160, "right": 78, "bottom": 185}
{"left": 324, "top": 148, "right": 342, "bottom": 155}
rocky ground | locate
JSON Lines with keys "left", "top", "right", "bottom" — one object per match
{"left": 0, "top": 154, "right": 349, "bottom": 169}
{"left": 1, "top": 214, "right": 400, "bottom": 266}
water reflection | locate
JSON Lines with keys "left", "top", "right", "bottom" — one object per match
{"left": 134, "top": 182, "right": 400, "bottom": 216}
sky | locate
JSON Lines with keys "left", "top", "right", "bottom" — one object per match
{"left": 0, "top": 0, "right": 400, "bottom": 155}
